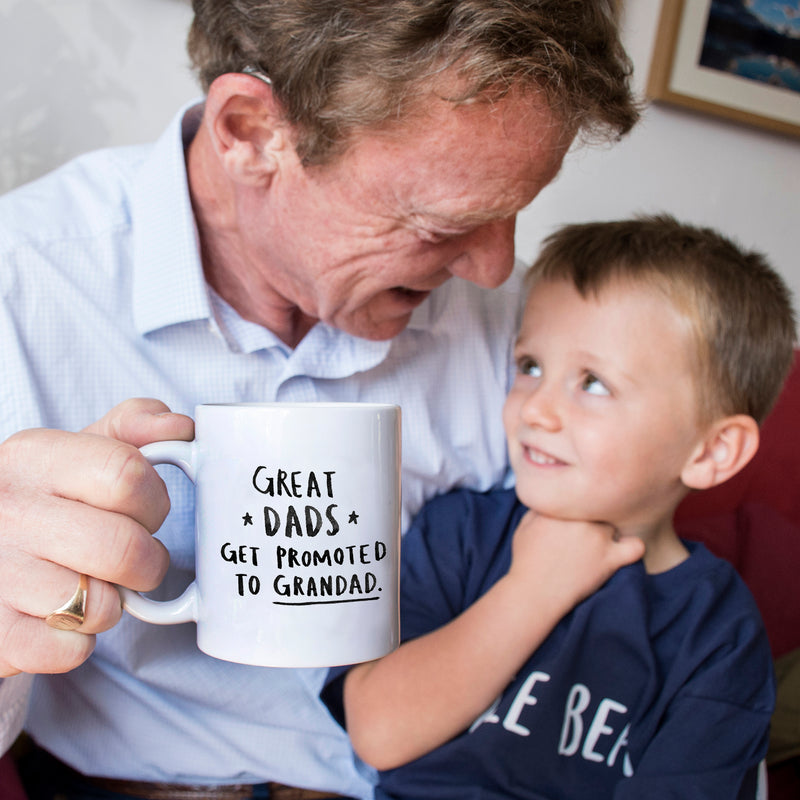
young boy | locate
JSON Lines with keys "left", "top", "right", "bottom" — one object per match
{"left": 323, "top": 215, "right": 796, "bottom": 799}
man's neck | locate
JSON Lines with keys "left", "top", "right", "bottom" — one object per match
{"left": 186, "top": 125, "right": 318, "bottom": 348}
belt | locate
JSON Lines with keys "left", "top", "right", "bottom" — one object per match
{"left": 83, "top": 777, "right": 346, "bottom": 800}
{"left": 84, "top": 777, "right": 347, "bottom": 800}
{"left": 24, "top": 745, "right": 352, "bottom": 800}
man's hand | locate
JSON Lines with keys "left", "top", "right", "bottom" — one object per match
{"left": 0, "top": 398, "right": 193, "bottom": 676}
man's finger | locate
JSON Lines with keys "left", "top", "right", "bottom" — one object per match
{"left": 84, "top": 397, "right": 194, "bottom": 447}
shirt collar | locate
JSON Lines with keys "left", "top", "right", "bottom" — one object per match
{"left": 208, "top": 284, "right": 393, "bottom": 378}
{"left": 132, "top": 101, "right": 211, "bottom": 336}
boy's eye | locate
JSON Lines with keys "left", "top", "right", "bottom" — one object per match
{"left": 517, "top": 357, "right": 542, "bottom": 378}
{"left": 582, "top": 373, "right": 610, "bottom": 396}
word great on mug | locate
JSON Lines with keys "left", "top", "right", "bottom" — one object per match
{"left": 252, "top": 466, "right": 335, "bottom": 498}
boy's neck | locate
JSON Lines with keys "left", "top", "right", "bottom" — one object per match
{"left": 617, "top": 515, "right": 690, "bottom": 574}
{"left": 637, "top": 532, "right": 690, "bottom": 574}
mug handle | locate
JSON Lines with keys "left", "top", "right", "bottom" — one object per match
{"left": 118, "top": 440, "right": 199, "bottom": 625}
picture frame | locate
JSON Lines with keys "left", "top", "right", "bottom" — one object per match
{"left": 647, "top": 0, "right": 800, "bottom": 138}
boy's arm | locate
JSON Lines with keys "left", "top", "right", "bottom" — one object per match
{"left": 612, "top": 700, "right": 770, "bottom": 800}
{"left": 612, "top": 641, "right": 773, "bottom": 798}
{"left": 343, "top": 511, "right": 644, "bottom": 770}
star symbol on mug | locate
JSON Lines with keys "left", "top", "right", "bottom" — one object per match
{"left": 242, "top": 512, "right": 254, "bottom": 526}
{"left": 348, "top": 511, "right": 359, "bottom": 524}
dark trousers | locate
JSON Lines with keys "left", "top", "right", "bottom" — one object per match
{"left": 16, "top": 744, "right": 329, "bottom": 800}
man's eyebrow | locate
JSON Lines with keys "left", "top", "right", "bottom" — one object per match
{"left": 416, "top": 207, "right": 515, "bottom": 229}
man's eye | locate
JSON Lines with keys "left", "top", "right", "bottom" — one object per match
{"left": 417, "top": 225, "right": 472, "bottom": 244}
{"left": 418, "top": 230, "right": 447, "bottom": 244}
{"left": 418, "top": 228, "right": 462, "bottom": 244}
{"left": 517, "top": 357, "right": 542, "bottom": 378}
{"left": 582, "top": 373, "right": 610, "bottom": 396}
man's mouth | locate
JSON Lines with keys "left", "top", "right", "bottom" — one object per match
{"left": 390, "top": 286, "right": 431, "bottom": 304}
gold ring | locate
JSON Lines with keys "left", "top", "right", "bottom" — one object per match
{"left": 45, "top": 573, "right": 89, "bottom": 631}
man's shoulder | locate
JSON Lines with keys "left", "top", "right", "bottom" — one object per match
{"left": 0, "top": 143, "right": 150, "bottom": 252}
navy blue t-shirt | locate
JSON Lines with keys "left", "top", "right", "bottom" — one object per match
{"left": 324, "top": 488, "right": 775, "bottom": 799}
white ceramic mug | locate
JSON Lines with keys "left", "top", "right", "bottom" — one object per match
{"left": 120, "top": 402, "right": 401, "bottom": 668}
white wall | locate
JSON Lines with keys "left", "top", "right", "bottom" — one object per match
{"left": 1, "top": 0, "right": 798, "bottom": 307}
{"left": 0, "top": 0, "right": 196, "bottom": 190}
{"left": 517, "top": 3, "right": 800, "bottom": 309}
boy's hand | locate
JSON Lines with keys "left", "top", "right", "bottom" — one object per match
{"left": 344, "top": 510, "right": 645, "bottom": 769}
{"left": 507, "top": 510, "right": 645, "bottom": 616}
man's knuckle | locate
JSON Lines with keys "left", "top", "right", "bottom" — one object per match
{"left": 104, "top": 517, "right": 141, "bottom": 574}
{"left": 106, "top": 518, "right": 164, "bottom": 589}
{"left": 102, "top": 444, "right": 150, "bottom": 505}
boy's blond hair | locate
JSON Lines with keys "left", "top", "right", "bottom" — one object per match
{"left": 527, "top": 215, "right": 796, "bottom": 424}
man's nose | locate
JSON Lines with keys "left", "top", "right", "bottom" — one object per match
{"left": 447, "top": 217, "right": 517, "bottom": 288}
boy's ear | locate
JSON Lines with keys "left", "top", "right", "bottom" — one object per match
{"left": 204, "top": 72, "right": 295, "bottom": 186}
{"left": 681, "top": 414, "right": 760, "bottom": 491}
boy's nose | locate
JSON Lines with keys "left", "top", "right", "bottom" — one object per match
{"left": 520, "top": 386, "right": 562, "bottom": 432}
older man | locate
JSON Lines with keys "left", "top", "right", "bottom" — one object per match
{"left": 0, "top": 1, "right": 639, "bottom": 798}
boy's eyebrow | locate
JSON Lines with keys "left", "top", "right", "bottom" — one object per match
{"left": 511, "top": 332, "right": 528, "bottom": 351}
{"left": 573, "top": 350, "right": 639, "bottom": 387}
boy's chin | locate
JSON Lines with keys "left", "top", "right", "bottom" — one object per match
{"left": 514, "top": 491, "right": 578, "bottom": 520}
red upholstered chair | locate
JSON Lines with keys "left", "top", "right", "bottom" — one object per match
{"left": 0, "top": 750, "right": 27, "bottom": 800}
{"left": 675, "top": 351, "right": 800, "bottom": 799}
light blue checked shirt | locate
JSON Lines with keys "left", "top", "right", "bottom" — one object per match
{"left": 0, "top": 101, "right": 522, "bottom": 795}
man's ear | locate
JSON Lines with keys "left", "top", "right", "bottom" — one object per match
{"left": 203, "top": 72, "right": 295, "bottom": 186}
{"left": 681, "top": 414, "right": 760, "bottom": 490}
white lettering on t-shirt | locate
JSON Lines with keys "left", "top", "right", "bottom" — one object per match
{"left": 469, "top": 670, "right": 635, "bottom": 778}
{"left": 607, "top": 723, "right": 634, "bottom": 777}
{"left": 502, "top": 671, "right": 551, "bottom": 735}
{"left": 583, "top": 698, "right": 628, "bottom": 762}
{"left": 558, "top": 683, "right": 592, "bottom": 755}
{"left": 559, "top": 684, "right": 634, "bottom": 776}
{"left": 470, "top": 695, "right": 502, "bottom": 733}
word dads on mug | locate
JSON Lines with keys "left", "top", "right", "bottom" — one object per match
{"left": 120, "top": 402, "right": 401, "bottom": 668}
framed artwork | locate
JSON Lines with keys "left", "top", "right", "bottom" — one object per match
{"left": 647, "top": 0, "right": 800, "bottom": 138}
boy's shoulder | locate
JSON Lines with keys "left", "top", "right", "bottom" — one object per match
{"left": 646, "top": 540, "right": 763, "bottom": 622}
{"left": 416, "top": 486, "right": 522, "bottom": 531}
{"left": 405, "top": 487, "right": 526, "bottom": 582}
{"left": 665, "top": 540, "right": 757, "bottom": 605}
{"left": 647, "top": 541, "right": 772, "bottom": 687}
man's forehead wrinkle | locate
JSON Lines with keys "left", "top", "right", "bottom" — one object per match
{"left": 362, "top": 89, "right": 569, "bottom": 233}
{"left": 426, "top": 205, "right": 514, "bottom": 228}
{"left": 411, "top": 147, "right": 566, "bottom": 229}
{"left": 409, "top": 175, "right": 542, "bottom": 228}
